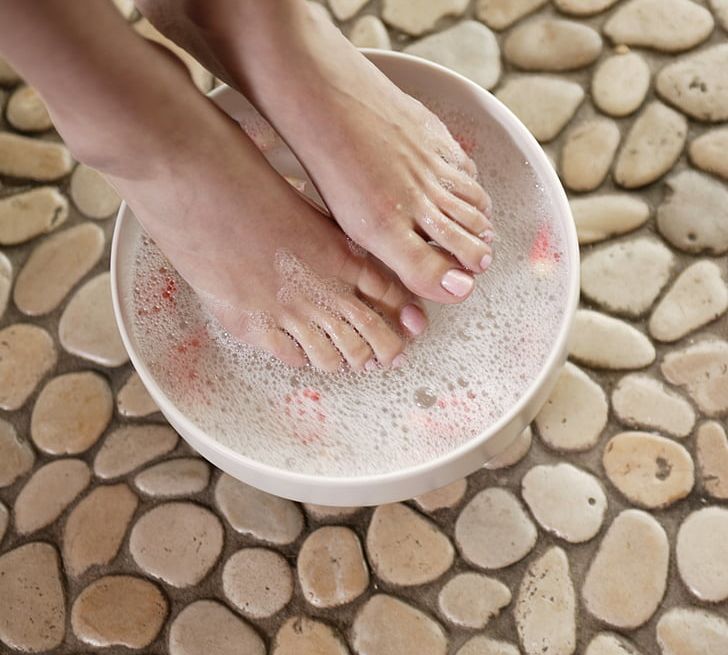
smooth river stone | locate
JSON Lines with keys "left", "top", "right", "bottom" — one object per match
{"left": 612, "top": 374, "right": 695, "bottom": 438}
{"left": 414, "top": 478, "right": 467, "bottom": 511}
{"left": 328, "top": 0, "right": 367, "bottom": 20}
{"left": 560, "top": 119, "right": 620, "bottom": 191}
{"left": 505, "top": 18, "right": 601, "bottom": 71}
{"left": 475, "top": 0, "right": 547, "bottom": 30}
{"left": 604, "top": 0, "right": 714, "bottom": 52}
{"left": 656, "top": 44, "right": 728, "bottom": 122}
{"left": 586, "top": 633, "right": 643, "bottom": 655}
{"left": 72, "top": 575, "right": 166, "bottom": 648}
{"left": 63, "top": 483, "right": 138, "bottom": 577}
{"left": 580, "top": 238, "right": 674, "bottom": 317}
{"left": 0, "top": 418, "right": 34, "bottom": 488}
{"left": 592, "top": 52, "right": 650, "bottom": 117}
{"left": 0, "top": 252, "right": 10, "bottom": 319}
{"left": 94, "top": 424, "right": 178, "bottom": 477}
{"left": 676, "top": 507, "right": 728, "bottom": 602}
{"left": 70, "top": 164, "right": 121, "bottom": 219}
{"left": 7, "top": 85, "right": 52, "bottom": 132}
{"left": 484, "top": 425, "right": 532, "bottom": 468}
{"left": 455, "top": 488, "right": 537, "bottom": 569}
{"left": 569, "top": 309, "right": 655, "bottom": 370}
{"left": 0, "top": 186, "right": 68, "bottom": 245}
{"left": 661, "top": 339, "right": 728, "bottom": 416}
{"left": 215, "top": 473, "right": 304, "bottom": 544}
{"left": 713, "top": 0, "right": 728, "bottom": 29}
{"left": 298, "top": 526, "right": 368, "bottom": 607}
{"left": 650, "top": 261, "right": 728, "bottom": 342}
{"left": 381, "top": 0, "right": 468, "bottom": 35}
{"left": 689, "top": 127, "right": 728, "bottom": 180}
{"left": 438, "top": 572, "right": 511, "bottom": 629}
{"left": 134, "top": 457, "right": 209, "bottom": 496}
{"left": 117, "top": 371, "right": 158, "bottom": 417}
{"left": 522, "top": 463, "right": 607, "bottom": 542}
{"left": 13, "top": 222, "right": 104, "bottom": 316}
{"left": 536, "top": 363, "right": 607, "bottom": 451}
{"left": 0, "top": 324, "right": 57, "bottom": 411}
{"left": 603, "top": 432, "right": 694, "bottom": 509}
{"left": 349, "top": 15, "right": 392, "bottom": 49}
{"left": 458, "top": 637, "right": 521, "bottom": 655}
{"left": 367, "top": 502, "right": 453, "bottom": 585}
{"left": 496, "top": 76, "right": 584, "bottom": 142}
{"left": 14, "top": 459, "right": 90, "bottom": 535}
{"left": 352, "top": 594, "right": 447, "bottom": 655}
{"left": 553, "top": 0, "right": 620, "bottom": 15}
{"left": 657, "top": 170, "right": 728, "bottom": 255}
{"left": 170, "top": 600, "right": 265, "bottom": 655}
{"left": 614, "top": 102, "right": 687, "bottom": 188}
{"left": 0, "top": 542, "right": 65, "bottom": 652}
{"left": 303, "top": 503, "right": 361, "bottom": 520}
{"left": 31, "top": 371, "right": 113, "bottom": 455}
{"left": 274, "top": 617, "right": 347, "bottom": 655}
{"left": 0, "top": 132, "right": 73, "bottom": 181}
{"left": 570, "top": 194, "right": 649, "bottom": 244}
{"left": 515, "top": 547, "right": 576, "bottom": 655}
{"left": 404, "top": 21, "right": 501, "bottom": 90}
{"left": 657, "top": 607, "right": 728, "bottom": 655}
{"left": 224, "top": 547, "right": 293, "bottom": 617}
{"left": 697, "top": 421, "right": 728, "bottom": 499}
{"left": 583, "top": 510, "right": 668, "bottom": 628}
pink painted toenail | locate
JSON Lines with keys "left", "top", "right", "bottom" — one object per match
{"left": 480, "top": 230, "right": 495, "bottom": 243}
{"left": 392, "top": 353, "right": 407, "bottom": 368}
{"left": 400, "top": 304, "right": 427, "bottom": 336}
{"left": 441, "top": 270, "right": 474, "bottom": 297}
{"left": 480, "top": 254, "right": 493, "bottom": 271}
{"left": 365, "top": 358, "right": 377, "bottom": 371}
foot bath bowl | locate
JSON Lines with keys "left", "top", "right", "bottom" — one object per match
{"left": 111, "top": 50, "right": 579, "bottom": 506}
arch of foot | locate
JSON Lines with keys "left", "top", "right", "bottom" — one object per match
{"left": 0, "top": 1, "right": 727, "bottom": 654}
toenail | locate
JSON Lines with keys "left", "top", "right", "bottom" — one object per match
{"left": 392, "top": 353, "right": 407, "bottom": 369}
{"left": 441, "top": 269, "right": 474, "bottom": 297}
{"left": 480, "top": 230, "right": 495, "bottom": 243}
{"left": 400, "top": 304, "right": 427, "bottom": 336}
{"left": 365, "top": 358, "right": 377, "bottom": 371}
{"left": 480, "top": 254, "right": 493, "bottom": 271}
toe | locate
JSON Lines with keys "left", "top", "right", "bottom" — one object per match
{"left": 282, "top": 318, "right": 343, "bottom": 372}
{"left": 254, "top": 328, "right": 308, "bottom": 368}
{"left": 436, "top": 164, "right": 492, "bottom": 218}
{"left": 314, "top": 309, "right": 373, "bottom": 370}
{"left": 435, "top": 188, "right": 492, "bottom": 237}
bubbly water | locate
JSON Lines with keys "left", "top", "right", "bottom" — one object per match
{"left": 125, "top": 97, "right": 570, "bottom": 477}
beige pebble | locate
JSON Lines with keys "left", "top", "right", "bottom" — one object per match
{"left": 405, "top": 21, "right": 501, "bottom": 90}
{"left": 7, "top": 85, "right": 52, "bottom": 132}
{"left": 585, "top": 633, "right": 643, "bottom": 655}
{"left": 689, "top": 127, "right": 728, "bottom": 181}
{"left": 515, "top": 547, "right": 576, "bottom": 655}
{"left": 31, "top": 371, "right": 112, "bottom": 455}
{"left": 522, "top": 463, "right": 607, "bottom": 542}
{"left": 349, "top": 15, "right": 391, "bottom": 49}
{"left": 583, "top": 509, "right": 668, "bottom": 628}
{"left": 455, "top": 488, "right": 537, "bottom": 569}
{"left": 657, "top": 607, "right": 728, "bottom": 655}
{"left": 614, "top": 102, "right": 687, "bottom": 189}
{"left": 0, "top": 324, "right": 57, "bottom": 411}
{"left": 696, "top": 421, "right": 728, "bottom": 499}
{"left": 112, "top": 0, "right": 136, "bottom": 18}
{"left": 570, "top": 194, "right": 650, "bottom": 245}
{"left": 59, "top": 272, "right": 128, "bottom": 366}
{"left": 94, "top": 424, "right": 177, "bottom": 478}
{"left": 656, "top": 44, "right": 728, "bottom": 122}
{"left": 496, "top": 76, "right": 584, "bottom": 142}
{"left": 580, "top": 238, "right": 674, "bottom": 317}
{"left": 302, "top": 503, "right": 361, "bottom": 520}
{"left": 381, "top": 0, "right": 468, "bottom": 35}
{"left": 612, "top": 374, "right": 695, "bottom": 438}
{"left": 457, "top": 636, "right": 521, "bottom": 655}
{"left": 328, "top": 0, "right": 367, "bottom": 20}
{"left": 536, "top": 362, "right": 608, "bottom": 451}
{"left": 169, "top": 600, "right": 265, "bottom": 655}
{"left": 0, "top": 542, "right": 65, "bottom": 652}
{"left": 13, "top": 222, "right": 104, "bottom": 316}
{"left": 352, "top": 594, "right": 446, "bottom": 655}
{"left": 215, "top": 473, "right": 304, "bottom": 544}
{"left": 367, "top": 502, "right": 453, "bottom": 585}
{"left": 70, "top": 164, "right": 121, "bottom": 219}
{"left": 0, "top": 132, "right": 73, "bottom": 181}
{"left": 273, "top": 616, "right": 348, "bottom": 655}
{"left": 130, "top": 501, "right": 223, "bottom": 587}
{"left": 561, "top": 118, "right": 620, "bottom": 191}
{"left": 134, "top": 457, "right": 209, "bottom": 496}
{"left": 72, "top": 575, "right": 166, "bottom": 648}
{"left": 438, "top": 572, "right": 511, "bottom": 629}
{"left": 604, "top": 431, "right": 694, "bottom": 509}
{"left": 713, "top": 0, "right": 728, "bottom": 29}
{"left": 475, "top": 0, "right": 547, "bottom": 30}
{"left": 117, "top": 371, "right": 158, "bottom": 417}
{"left": 0, "top": 186, "right": 68, "bottom": 245}
{"left": 0, "top": 56, "right": 20, "bottom": 85}
{"left": 0, "top": 252, "right": 11, "bottom": 319}
{"left": 224, "top": 547, "right": 293, "bottom": 617}
{"left": 63, "top": 483, "right": 138, "bottom": 577}
{"left": 661, "top": 339, "right": 728, "bottom": 416}
{"left": 0, "top": 502, "right": 7, "bottom": 544}
{"left": 413, "top": 478, "right": 467, "bottom": 511}
{"left": 657, "top": 170, "right": 728, "bottom": 255}
{"left": 553, "top": 0, "right": 619, "bottom": 15}
{"left": 649, "top": 261, "right": 728, "bottom": 342}
{"left": 0, "top": 418, "right": 34, "bottom": 488}
{"left": 504, "top": 18, "right": 601, "bottom": 71}
{"left": 592, "top": 51, "right": 650, "bottom": 117}
{"left": 484, "top": 426, "right": 533, "bottom": 468}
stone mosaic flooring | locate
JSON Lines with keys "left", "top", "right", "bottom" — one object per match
{"left": 0, "top": 0, "right": 727, "bottom": 653}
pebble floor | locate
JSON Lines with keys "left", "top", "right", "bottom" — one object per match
{"left": 0, "top": 1, "right": 727, "bottom": 654}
